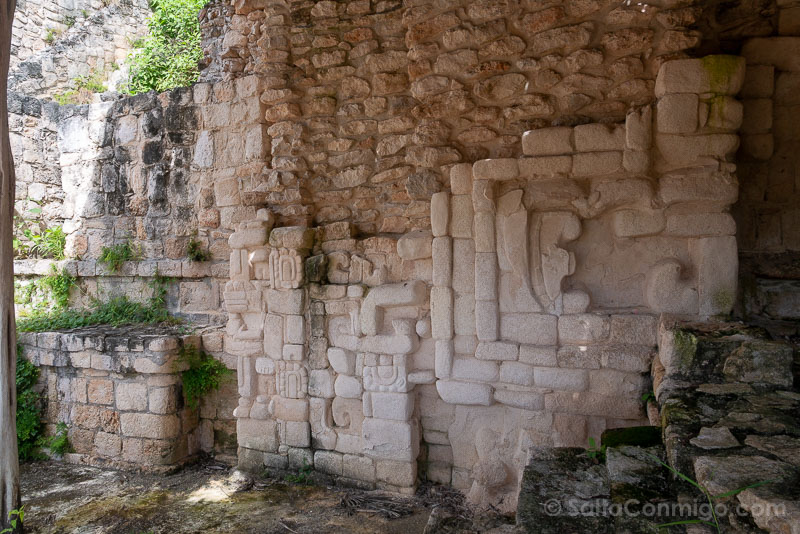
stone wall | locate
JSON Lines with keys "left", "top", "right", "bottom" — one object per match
{"left": 17, "top": 326, "right": 221, "bottom": 470}
{"left": 11, "top": 0, "right": 792, "bottom": 513}
{"left": 10, "top": 0, "right": 150, "bottom": 97}
{"left": 733, "top": 19, "right": 800, "bottom": 335}
{"left": 196, "top": 0, "right": 709, "bottom": 236}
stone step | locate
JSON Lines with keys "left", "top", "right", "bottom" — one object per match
{"left": 654, "top": 321, "right": 794, "bottom": 403}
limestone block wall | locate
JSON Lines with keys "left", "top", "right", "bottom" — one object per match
{"left": 228, "top": 52, "right": 746, "bottom": 512}
{"left": 10, "top": 0, "right": 150, "bottom": 97}
{"left": 733, "top": 30, "right": 800, "bottom": 334}
{"left": 197, "top": 0, "right": 709, "bottom": 237}
{"left": 12, "top": 0, "right": 778, "bottom": 508}
{"left": 17, "top": 327, "right": 209, "bottom": 470}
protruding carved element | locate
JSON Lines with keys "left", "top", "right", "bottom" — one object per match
{"left": 276, "top": 361, "right": 308, "bottom": 399}
{"left": 269, "top": 248, "right": 303, "bottom": 289}
{"left": 645, "top": 259, "right": 699, "bottom": 314}
{"left": 327, "top": 252, "right": 388, "bottom": 286}
{"left": 360, "top": 281, "right": 427, "bottom": 337}
{"left": 536, "top": 212, "right": 581, "bottom": 305}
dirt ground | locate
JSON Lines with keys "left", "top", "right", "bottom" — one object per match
{"left": 19, "top": 460, "right": 517, "bottom": 534}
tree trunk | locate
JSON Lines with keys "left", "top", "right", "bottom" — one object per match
{"left": 0, "top": 0, "right": 19, "bottom": 531}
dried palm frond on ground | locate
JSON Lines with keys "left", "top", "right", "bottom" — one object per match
{"left": 416, "top": 481, "right": 472, "bottom": 519}
{"left": 339, "top": 491, "right": 416, "bottom": 518}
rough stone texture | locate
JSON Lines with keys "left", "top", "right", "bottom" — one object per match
{"left": 18, "top": 326, "right": 231, "bottom": 470}
{"left": 14, "top": 0, "right": 798, "bottom": 516}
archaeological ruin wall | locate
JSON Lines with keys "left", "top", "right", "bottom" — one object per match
{"left": 13, "top": 0, "right": 800, "bottom": 512}
{"left": 10, "top": 0, "right": 150, "bottom": 97}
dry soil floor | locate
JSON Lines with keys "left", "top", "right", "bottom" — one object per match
{"left": 19, "top": 460, "right": 515, "bottom": 534}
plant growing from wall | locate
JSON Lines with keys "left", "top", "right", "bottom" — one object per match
{"left": 124, "top": 0, "right": 206, "bottom": 94}
{"left": 53, "top": 70, "right": 107, "bottom": 105}
{"left": 15, "top": 266, "right": 77, "bottom": 317}
{"left": 186, "top": 237, "right": 210, "bottom": 262}
{"left": 176, "top": 345, "right": 232, "bottom": 411}
{"left": 16, "top": 345, "right": 42, "bottom": 461}
{"left": 645, "top": 453, "right": 773, "bottom": 533}
{"left": 99, "top": 241, "right": 140, "bottom": 272}
{"left": 17, "top": 272, "right": 174, "bottom": 332}
{"left": 13, "top": 204, "right": 67, "bottom": 260}
{"left": 41, "top": 422, "right": 72, "bottom": 456}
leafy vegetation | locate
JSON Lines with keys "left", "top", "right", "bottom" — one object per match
{"left": 17, "top": 273, "right": 174, "bottom": 333}
{"left": 0, "top": 506, "right": 25, "bottom": 534}
{"left": 586, "top": 436, "right": 606, "bottom": 463}
{"left": 99, "top": 241, "right": 140, "bottom": 272}
{"left": 16, "top": 346, "right": 43, "bottom": 461}
{"left": 15, "top": 266, "right": 77, "bottom": 317}
{"left": 53, "top": 70, "right": 107, "bottom": 105}
{"left": 124, "top": 0, "right": 206, "bottom": 94}
{"left": 176, "top": 345, "right": 232, "bottom": 411}
{"left": 13, "top": 204, "right": 67, "bottom": 260}
{"left": 285, "top": 459, "right": 314, "bottom": 485}
{"left": 42, "top": 422, "right": 73, "bottom": 456}
{"left": 64, "top": 15, "right": 76, "bottom": 28}
{"left": 186, "top": 237, "right": 211, "bottom": 262}
{"left": 44, "top": 28, "right": 57, "bottom": 44}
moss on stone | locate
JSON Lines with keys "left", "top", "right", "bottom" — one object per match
{"left": 701, "top": 55, "right": 742, "bottom": 94}
{"left": 673, "top": 329, "right": 698, "bottom": 370}
{"left": 711, "top": 288, "right": 734, "bottom": 315}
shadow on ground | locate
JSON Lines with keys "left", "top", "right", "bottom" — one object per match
{"left": 20, "top": 461, "right": 517, "bottom": 534}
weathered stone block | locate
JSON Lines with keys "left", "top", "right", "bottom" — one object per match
{"left": 431, "top": 192, "right": 449, "bottom": 237}
{"left": 436, "top": 380, "right": 493, "bottom": 406}
{"left": 473, "top": 158, "right": 519, "bottom": 181}
{"left": 449, "top": 195, "right": 473, "bottom": 238}
{"left": 574, "top": 124, "right": 626, "bottom": 151}
{"left": 655, "top": 56, "right": 746, "bottom": 97}
{"left": 534, "top": 367, "right": 588, "bottom": 391}
{"left": 475, "top": 341, "right": 518, "bottom": 361}
{"left": 521, "top": 127, "right": 573, "bottom": 156}
{"left": 499, "top": 314, "right": 557, "bottom": 345}
{"left": 572, "top": 152, "right": 622, "bottom": 175}
{"left": 432, "top": 237, "right": 452, "bottom": 287}
{"left": 558, "top": 314, "right": 611, "bottom": 344}
{"left": 88, "top": 379, "right": 114, "bottom": 406}
{"left": 431, "top": 287, "right": 454, "bottom": 340}
{"left": 120, "top": 413, "right": 180, "bottom": 439}
{"left": 368, "top": 392, "right": 414, "bottom": 421}
{"left": 376, "top": 460, "right": 416, "bottom": 487}
{"left": 362, "top": 418, "right": 418, "bottom": 461}
{"left": 499, "top": 362, "right": 536, "bottom": 386}
{"left": 452, "top": 358, "right": 499, "bottom": 382}
{"left": 397, "top": 231, "right": 432, "bottom": 260}
{"left": 657, "top": 94, "right": 698, "bottom": 133}
{"left": 314, "top": 450, "right": 343, "bottom": 476}
{"left": 116, "top": 382, "right": 147, "bottom": 412}
{"left": 742, "top": 38, "right": 800, "bottom": 72}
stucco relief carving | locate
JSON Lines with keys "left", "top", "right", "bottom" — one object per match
{"left": 269, "top": 248, "right": 303, "bottom": 289}
{"left": 496, "top": 188, "right": 582, "bottom": 313}
{"left": 327, "top": 251, "right": 388, "bottom": 286}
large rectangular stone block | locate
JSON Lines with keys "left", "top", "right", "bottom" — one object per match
{"left": 499, "top": 313, "right": 557, "bottom": 345}
{"left": 361, "top": 418, "right": 419, "bottom": 461}
{"left": 521, "top": 127, "right": 573, "bottom": 156}
{"left": 120, "top": 413, "right": 180, "bottom": 440}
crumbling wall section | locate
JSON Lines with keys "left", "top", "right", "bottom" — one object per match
{"left": 10, "top": 0, "right": 150, "bottom": 98}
